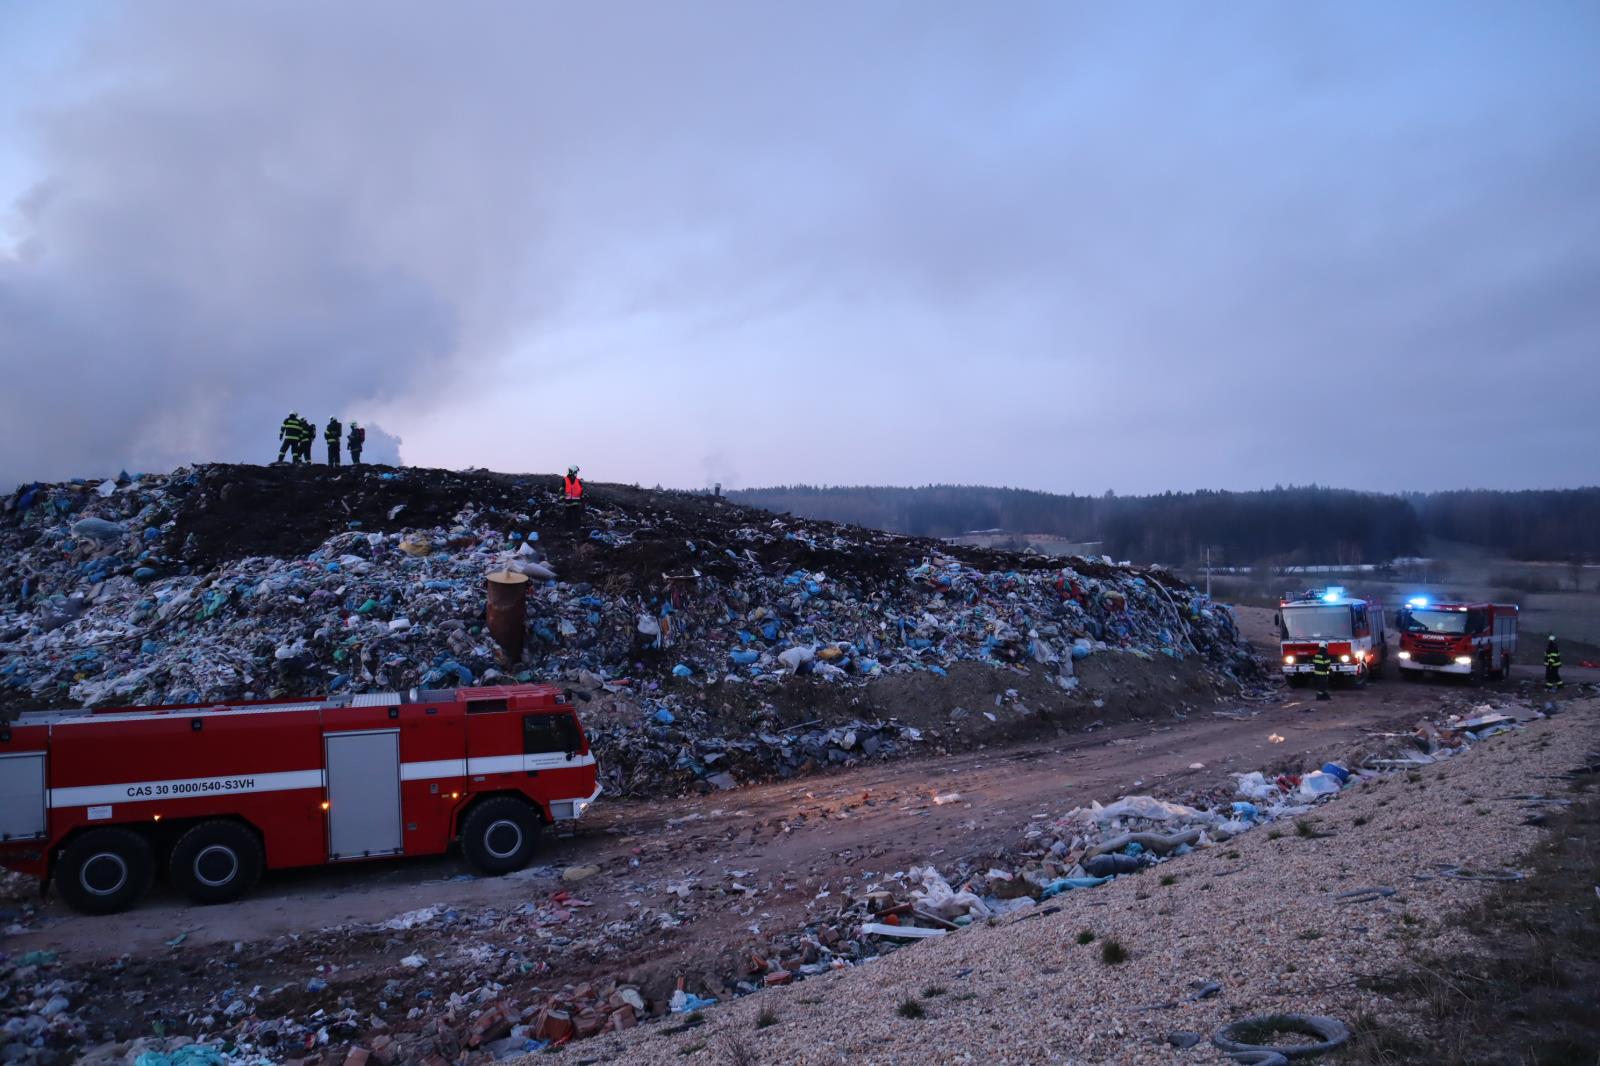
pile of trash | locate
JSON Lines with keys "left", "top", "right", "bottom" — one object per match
{"left": 1357, "top": 703, "right": 1532, "bottom": 769}
{"left": 2, "top": 465, "right": 1259, "bottom": 796}
{"left": 582, "top": 696, "right": 932, "bottom": 798}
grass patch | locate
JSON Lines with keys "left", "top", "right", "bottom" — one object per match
{"left": 1295, "top": 818, "right": 1333, "bottom": 838}
{"left": 896, "top": 998, "right": 926, "bottom": 1020}
{"left": 755, "top": 1005, "right": 779, "bottom": 1029}
{"left": 1159, "top": 874, "right": 1177, "bottom": 886}
{"left": 719, "top": 1035, "right": 758, "bottom": 1066}
{"left": 1353, "top": 815, "right": 1369, "bottom": 827}
{"left": 1075, "top": 929, "right": 1096, "bottom": 945}
{"left": 1267, "top": 829, "right": 1284, "bottom": 840}
{"left": 1340, "top": 788, "right": 1600, "bottom": 1064}
{"left": 1100, "top": 938, "right": 1129, "bottom": 965}
{"left": 921, "top": 985, "right": 947, "bottom": 998}
{"left": 1225, "top": 850, "right": 1240, "bottom": 859}
{"left": 1297, "top": 929, "right": 1323, "bottom": 941}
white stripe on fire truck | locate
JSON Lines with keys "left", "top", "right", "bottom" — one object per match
{"left": 395, "top": 754, "right": 597, "bottom": 781}
{"left": 47, "top": 753, "right": 601, "bottom": 808}
{"left": 49, "top": 769, "right": 325, "bottom": 809}
{"left": 465, "top": 753, "right": 598, "bottom": 776}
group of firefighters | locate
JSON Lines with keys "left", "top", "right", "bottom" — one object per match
{"left": 276, "top": 413, "right": 366, "bottom": 466}
{"left": 1305, "top": 634, "right": 1565, "bottom": 700}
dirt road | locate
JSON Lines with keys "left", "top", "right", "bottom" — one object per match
{"left": 10, "top": 676, "right": 1471, "bottom": 964}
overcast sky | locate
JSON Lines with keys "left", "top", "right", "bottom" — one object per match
{"left": 2, "top": 1, "right": 1597, "bottom": 495}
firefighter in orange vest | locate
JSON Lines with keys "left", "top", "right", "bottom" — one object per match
{"left": 563, "top": 466, "right": 584, "bottom": 527}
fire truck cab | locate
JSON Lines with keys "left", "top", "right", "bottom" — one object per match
{"left": 1276, "top": 587, "right": 1389, "bottom": 686}
{"left": 0, "top": 683, "right": 600, "bottom": 914}
{"left": 1395, "top": 598, "right": 1518, "bottom": 681}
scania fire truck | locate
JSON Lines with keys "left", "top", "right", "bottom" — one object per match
{"left": 0, "top": 683, "right": 600, "bottom": 914}
{"left": 1394, "top": 598, "right": 1518, "bottom": 681}
{"left": 1277, "top": 587, "right": 1389, "bottom": 686}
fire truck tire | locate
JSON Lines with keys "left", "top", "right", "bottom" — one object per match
{"left": 460, "top": 798, "right": 542, "bottom": 875}
{"left": 57, "top": 828, "right": 156, "bottom": 915}
{"left": 169, "top": 821, "right": 264, "bottom": 904}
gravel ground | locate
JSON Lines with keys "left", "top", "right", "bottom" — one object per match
{"left": 522, "top": 697, "right": 1598, "bottom": 1065}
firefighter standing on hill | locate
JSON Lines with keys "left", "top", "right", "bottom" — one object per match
{"left": 1545, "top": 636, "right": 1563, "bottom": 692}
{"left": 277, "top": 412, "right": 306, "bottom": 463}
{"left": 563, "top": 466, "right": 584, "bottom": 527}
{"left": 324, "top": 416, "right": 342, "bottom": 466}
{"left": 1312, "top": 642, "right": 1333, "bottom": 701}
{"left": 348, "top": 422, "right": 365, "bottom": 465}
{"left": 296, "top": 414, "right": 315, "bottom": 463}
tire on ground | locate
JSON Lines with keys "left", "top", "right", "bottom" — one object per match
{"left": 1212, "top": 1014, "right": 1349, "bottom": 1058}
{"left": 169, "top": 820, "right": 265, "bottom": 905}
{"left": 56, "top": 827, "right": 156, "bottom": 915}
{"left": 459, "top": 797, "right": 542, "bottom": 875}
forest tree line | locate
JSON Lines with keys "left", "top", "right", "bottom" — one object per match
{"left": 728, "top": 484, "right": 1600, "bottom": 565}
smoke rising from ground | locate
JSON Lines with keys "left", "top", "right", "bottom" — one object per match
{"left": 2, "top": 3, "right": 1598, "bottom": 493}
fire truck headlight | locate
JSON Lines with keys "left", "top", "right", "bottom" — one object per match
{"left": 1339, "top": 654, "right": 1350, "bottom": 663}
{"left": 1283, "top": 655, "right": 1295, "bottom": 665}
{"left": 1398, "top": 651, "right": 1411, "bottom": 660}
{"left": 1454, "top": 655, "right": 1473, "bottom": 666}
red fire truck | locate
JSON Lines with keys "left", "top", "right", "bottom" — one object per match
{"left": 0, "top": 683, "right": 600, "bottom": 914}
{"left": 1395, "top": 598, "right": 1518, "bottom": 681}
{"left": 1276, "top": 587, "right": 1390, "bottom": 686}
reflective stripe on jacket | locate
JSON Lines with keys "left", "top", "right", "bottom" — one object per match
{"left": 564, "top": 476, "right": 584, "bottom": 499}
{"left": 1311, "top": 653, "right": 1332, "bottom": 675}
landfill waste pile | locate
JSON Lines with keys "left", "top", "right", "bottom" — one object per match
{"left": 1, "top": 465, "right": 1260, "bottom": 797}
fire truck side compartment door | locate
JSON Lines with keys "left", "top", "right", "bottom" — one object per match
{"left": 324, "top": 731, "right": 403, "bottom": 860}
{"left": 0, "top": 753, "right": 46, "bottom": 842}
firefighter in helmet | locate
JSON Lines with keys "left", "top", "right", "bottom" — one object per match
{"left": 295, "top": 414, "right": 315, "bottom": 463}
{"left": 347, "top": 421, "right": 365, "bottom": 465}
{"left": 324, "top": 416, "right": 342, "bottom": 466}
{"left": 1312, "top": 641, "right": 1333, "bottom": 701}
{"left": 277, "top": 411, "right": 304, "bottom": 463}
{"left": 1545, "top": 635, "right": 1563, "bottom": 692}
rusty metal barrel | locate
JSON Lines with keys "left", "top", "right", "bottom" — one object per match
{"left": 485, "top": 570, "right": 529, "bottom": 663}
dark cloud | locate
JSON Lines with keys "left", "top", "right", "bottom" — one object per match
{"left": 2, "top": 2, "right": 1597, "bottom": 492}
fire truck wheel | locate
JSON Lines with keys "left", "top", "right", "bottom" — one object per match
{"left": 460, "top": 798, "right": 542, "bottom": 875}
{"left": 57, "top": 828, "right": 156, "bottom": 915}
{"left": 169, "top": 821, "right": 264, "bottom": 904}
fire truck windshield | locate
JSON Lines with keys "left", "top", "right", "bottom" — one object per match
{"left": 1398, "top": 609, "right": 1468, "bottom": 635}
{"left": 1280, "top": 605, "right": 1352, "bottom": 640}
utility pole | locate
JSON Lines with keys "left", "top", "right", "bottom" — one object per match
{"left": 1205, "top": 546, "right": 1212, "bottom": 599}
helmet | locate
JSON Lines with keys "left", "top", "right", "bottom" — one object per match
{"left": 1319, "top": 641, "right": 1328, "bottom": 648}
{"left": 568, "top": 466, "right": 579, "bottom": 476}
{"left": 351, "top": 421, "right": 359, "bottom": 428}
{"left": 290, "top": 411, "right": 299, "bottom": 418}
